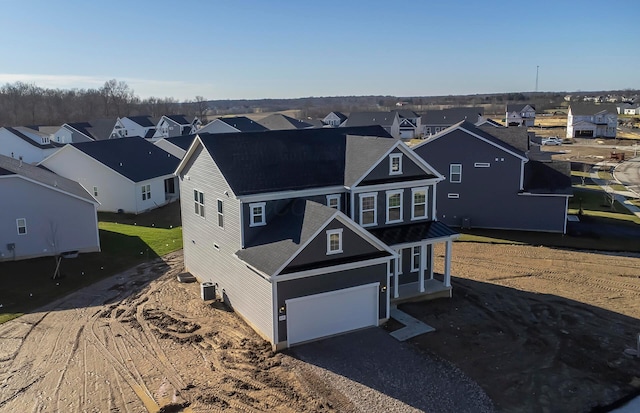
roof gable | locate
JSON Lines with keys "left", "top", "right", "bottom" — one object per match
{"left": 216, "top": 116, "right": 269, "bottom": 132}
{"left": 257, "top": 113, "right": 314, "bottom": 130}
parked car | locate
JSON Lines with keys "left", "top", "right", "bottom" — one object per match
{"left": 541, "top": 137, "right": 562, "bottom": 146}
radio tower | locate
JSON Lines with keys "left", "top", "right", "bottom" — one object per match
{"left": 535, "top": 65, "right": 539, "bottom": 92}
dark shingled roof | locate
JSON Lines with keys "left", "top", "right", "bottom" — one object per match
{"left": 165, "top": 133, "right": 199, "bottom": 150}
{"left": 393, "top": 109, "right": 419, "bottom": 119}
{"left": 421, "top": 107, "right": 484, "bottom": 124}
{"left": 478, "top": 124, "right": 529, "bottom": 152}
{"left": 0, "top": 154, "right": 95, "bottom": 202}
{"left": 369, "top": 221, "right": 458, "bottom": 245}
{"left": 126, "top": 116, "right": 156, "bottom": 127}
{"left": 3, "top": 127, "right": 61, "bottom": 149}
{"left": 506, "top": 104, "right": 535, "bottom": 112}
{"left": 569, "top": 103, "right": 617, "bottom": 116}
{"left": 217, "top": 116, "right": 269, "bottom": 132}
{"left": 197, "top": 126, "right": 392, "bottom": 196}
{"left": 66, "top": 119, "right": 117, "bottom": 141}
{"left": 257, "top": 113, "right": 314, "bottom": 130}
{"left": 342, "top": 111, "right": 398, "bottom": 128}
{"left": 165, "top": 114, "right": 190, "bottom": 125}
{"left": 71, "top": 137, "right": 179, "bottom": 182}
{"left": 327, "top": 111, "right": 348, "bottom": 122}
{"left": 523, "top": 160, "right": 573, "bottom": 195}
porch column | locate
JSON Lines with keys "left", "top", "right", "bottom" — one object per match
{"left": 394, "top": 249, "right": 400, "bottom": 298}
{"left": 428, "top": 244, "right": 434, "bottom": 280}
{"left": 419, "top": 244, "right": 426, "bottom": 292}
{"left": 444, "top": 240, "right": 452, "bottom": 288}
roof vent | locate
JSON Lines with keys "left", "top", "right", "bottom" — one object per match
{"left": 119, "top": 162, "right": 123, "bottom": 167}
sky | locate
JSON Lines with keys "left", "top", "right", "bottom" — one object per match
{"left": 0, "top": 0, "right": 638, "bottom": 101}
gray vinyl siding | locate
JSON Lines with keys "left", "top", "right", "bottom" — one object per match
{"left": 360, "top": 148, "right": 430, "bottom": 185}
{"left": 395, "top": 245, "right": 432, "bottom": 285}
{"left": 0, "top": 177, "right": 99, "bottom": 261}
{"left": 179, "top": 145, "right": 274, "bottom": 342}
{"left": 276, "top": 262, "right": 388, "bottom": 342}
{"left": 284, "top": 219, "right": 385, "bottom": 271}
{"left": 414, "top": 130, "right": 567, "bottom": 232}
{"left": 352, "top": 185, "right": 434, "bottom": 229}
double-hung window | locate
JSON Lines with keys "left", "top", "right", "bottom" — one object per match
{"left": 450, "top": 164, "right": 462, "bottom": 183}
{"left": 389, "top": 153, "right": 402, "bottom": 175}
{"left": 411, "top": 188, "right": 428, "bottom": 220}
{"left": 359, "top": 193, "right": 377, "bottom": 227}
{"left": 250, "top": 202, "right": 266, "bottom": 227}
{"left": 326, "top": 194, "right": 341, "bottom": 210}
{"left": 194, "top": 190, "right": 205, "bottom": 217}
{"left": 217, "top": 199, "right": 224, "bottom": 228}
{"left": 326, "top": 229, "right": 343, "bottom": 255}
{"left": 16, "top": 218, "right": 27, "bottom": 235}
{"left": 142, "top": 184, "right": 151, "bottom": 201}
{"left": 386, "top": 190, "right": 403, "bottom": 224}
{"left": 411, "top": 246, "right": 421, "bottom": 272}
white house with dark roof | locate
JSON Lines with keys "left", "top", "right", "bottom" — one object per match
{"left": 393, "top": 109, "right": 422, "bottom": 139}
{"left": 0, "top": 126, "right": 63, "bottom": 164}
{"left": 340, "top": 111, "right": 401, "bottom": 138}
{"left": 154, "top": 133, "right": 199, "bottom": 159}
{"left": 52, "top": 119, "right": 118, "bottom": 144}
{"left": 505, "top": 104, "right": 536, "bottom": 127}
{"left": 197, "top": 116, "right": 269, "bottom": 134}
{"left": 153, "top": 115, "right": 199, "bottom": 139}
{"left": 111, "top": 116, "right": 158, "bottom": 139}
{"left": 39, "top": 137, "right": 180, "bottom": 214}
{"left": 0, "top": 154, "right": 100, "bottom": 261}
{"left": 566, "top": 104, "right": 617, "bottom": 139}
{"left": 322, "top": 111, "right": 348, "bottom": 127}
{"left": 256, "top": 113, "right": 315, "bottom": 130}
{"left": 175, "top": 126, "right": 458, "bottom": 350}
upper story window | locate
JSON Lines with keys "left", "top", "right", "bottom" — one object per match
{"left": 142, "top": 184, "right": 151, "bottom": 201}
{"left": 217, "top": 199, "right": 224, "bottom": 228}
{"left": 389, "top": 153, "right": 402, "bottom": 175}
{"left": 359, "top": 193, "right": 377, "bottom": 227}
{"left": 411, "top": 188, "right": 428, "bottom": 220}
{"left": 16, "top": 218, "right": 27, "bottom": 235}
{"left": 326, "top": 194, "right": 341, "bottom": 210}
{"left": 93, "top": 186, "right": 98, "bottom": 197}
{"left": 194, "top": 190, "right": 205, "bottom": 217}
{"left": 386, "top": 189, "right": 404, "bottom": 224}
{"left": 326, "top": 229, "right": 343, "bottom": 255}
{"left": 250, "top": 202, "right": 266, "bottom": 227}
{"left": 450, "top": 164, "right": 462, "bottom": 183}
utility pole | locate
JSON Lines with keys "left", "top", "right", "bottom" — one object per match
{"left": 535, "top": 65, "right": 539, "bottom": 93}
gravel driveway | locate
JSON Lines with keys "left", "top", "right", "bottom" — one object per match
{"left": 289, "top": 328, "right": 494, "bottom": 413}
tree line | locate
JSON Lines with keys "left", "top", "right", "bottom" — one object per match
{"left": 0, "top": 79, "right": 208, "bottom": 127}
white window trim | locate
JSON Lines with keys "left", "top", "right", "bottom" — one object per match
{"left": 411, "top": 187, "right": 428, "bottom": 221}
{"left": 16, "top": 218, "right": 27, "bottom": 235}
{"left": 448, "top": 193, "right": 460, "bottom": 199}
{"left": 194, "top": 189, "right": 205, "bottom": 218}
{"left": 397, "top": 249, "right": 403, "bottom": 275}
{"left": 359, "top": 192, "right": 378, "bottom": 227}
{"left": 217, "top": 199, "right": 224, "bottom": 228}
{"left": 389, "top": 153, "right": 403, "bottom": 175}
{"left": 326, "top": 194, "right": 341, "bottom": 210}
{"left": 474, "top": 162, "right": 490, "bottom": 168}
{"left": 385, "top": 189, "right": 404, "bottom": 224}
{"left": 142, "top": 184, "right": 151, "bottom": 201}
{"left": 249, "top": 202, "right": 266, "bottom": 227}
{"left": 93, "top": 186, "right": 98, "bottom": 197}
{"left": 411, "top": 246, "right": 420, "bottom": 272}
{"left": 450, "top": 164, "right": 462, "bottom": 183}
{"left": 326, "top": 228, "right": 343, "bottom": 255}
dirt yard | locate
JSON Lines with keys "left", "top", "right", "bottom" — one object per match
{"left": 401, "top": 243, "right": 640, "bottom": 413}
{"left": 1, "top": 244, "right": 639, "bottom": 413}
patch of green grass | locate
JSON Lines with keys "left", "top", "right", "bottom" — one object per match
{"left": 569, "top": 188, "right": 634, "bottom": 216}
{"left": 0, "top": 313, "right": 23, "bottom": 324}
{"left": 99, "top": 223, "right": 182, "bottom": 257}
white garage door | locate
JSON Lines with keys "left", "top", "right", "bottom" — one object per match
{"left": 399, "top": 129, "right": 414, "bottom": 139}
{"left": 286, "top": 283, "right": 379, "bottom": 346}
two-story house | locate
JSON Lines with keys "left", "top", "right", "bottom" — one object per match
{"left": 340, "top": 112, "right": 401, "bottom": 139}
{"left": 175, "top": 126, "right": 458, "bottom": 350}
{"left": 393, "top": 110, "right": 422, "bottom": 139}
{"left": 566, "top": 104, "right": 617, "bottom": 139}
{"left": 505, "top": 104, "right": 536, "bottom": 127}
{"left": 52, "top": 119, "right": 117, "bottom": 144}
{"left": 152, "top": 115, "right": 198, "bottom": 139}
{"left": 111, "top": 116, "right": 158, "bottom": 139}
{"left": 0, "top": 126, "right": 62, "bottom": 164}
{"left": 421, "top": 107, "right": 484, "bottom": 136}
{"left": 322, "top": 111, "right": 348, "bottom": 127}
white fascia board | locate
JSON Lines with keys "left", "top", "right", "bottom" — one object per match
{"left": 518, "top": 192, "right": 572, "bottom": 198}
{"left": 174, "top": 134, "right": 205, "bottom": 176}
{"left": 350, "top": 140, "right": 401, "bottom": 188}
{"left": 350, "top": 178, "right": 441, "bottom": 193}
{"left": 411, "top": 121, "right": 465, "bottom": 150}
{"left": 2, "top": 175, "right": 99, "bottom": 205}
{"left": 333, "top": 211, "right": 398, "bottom": 258}
{"left": 237, "top": 185, "right": 347, "bottom": 203}
{"left": 274, "top": 256, "right": 392, "bottom": 283}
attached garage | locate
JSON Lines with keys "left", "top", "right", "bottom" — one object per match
{"left": 285, "top": 283, "right": 380, "bottom": 346}
{"left": 399, "top": 129, "right": 415, "bottom": 139}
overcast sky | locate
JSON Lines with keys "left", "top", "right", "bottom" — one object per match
{"left": 1, "top": 0, "right": 638, "bottom": 101}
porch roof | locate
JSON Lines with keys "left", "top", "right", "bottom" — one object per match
{"left": 368, "top": 221, "right": 458, "bottom": 246}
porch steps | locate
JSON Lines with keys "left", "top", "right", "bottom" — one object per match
{"left": 389, "top": 306, "right": 435, "bottom": 341}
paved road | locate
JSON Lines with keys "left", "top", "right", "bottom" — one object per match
{"left": 290, "top": 328, "right": 494, "bottom": 413}
{"left": 614, "top": 156, "right": 640, "bottom": 197}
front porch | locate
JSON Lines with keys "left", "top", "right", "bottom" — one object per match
{"left": 391, "top": 276, "right": 451, "bottom": 304}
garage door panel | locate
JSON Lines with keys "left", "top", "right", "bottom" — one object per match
{"left": 286, "top": 283, "right": 379, "bottom": 346}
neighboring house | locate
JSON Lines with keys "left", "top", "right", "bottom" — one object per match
{"left": 505, "top": 104, "right": 536, "bottom": 127}
{"left": 111, "top": 116, "right": 158, "bottom": 139}
{"left": 175, "top": 126, "right": 458, "bottom": 350}
{"left": 0, "top": 126, "right": 62, "bottom": 164}
{"left": 413, "top": 121, "right": 572, "bottom": 233}
{"left": 623, "top": 104, "right": 640, "bottom": 115}
{"left": 421, "top": 107, "right": 484, "bottom": 136}
{"left": 393, "top": 110, "right": 422, "bottom": 139}
{"left": 566, "top": 104, "right": 617, "bottom": 139}
{"left": 197, "top": 116, "right": 269, "bottom": 134}
{"left": 475, "top": 118, "right": 504, "bottom": 128}
{"left": 257, "top": 113, "right": 315, "bottom": 130}
{"left": 39, "top": 137, "right": 180, "bottom": 214}
{"left": 153, "top": 115, "right": 199, "bottom": 139}
{"left": 0, "top": 154, "right": 100, "bottom": 261}
{"left": 341, "top": 111, "right": 401, "bottom": 138}
{"left": 52, "top": 119, "right": 117, "bottom": 144}
{"left": 323, "top": 111, "right": 348, "bottom": 127}
{"left": 616, "top": 103, "right": 632, "bottom": 114}
{"left": 154, "top": 133, "right": 199, "bottom": 159}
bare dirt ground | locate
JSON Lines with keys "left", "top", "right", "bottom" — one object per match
{"left": 401, "top": 243, "right": 640, "bottom": 413}
{"left": 0, "top": 251, "right": 349, "bottom": 413}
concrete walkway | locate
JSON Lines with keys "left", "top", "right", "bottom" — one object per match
{"left": 590, "top": 161, "right": 640, "bottom": 219}
{"left": 389, "top": 306, "right": 435, "bottom": 341}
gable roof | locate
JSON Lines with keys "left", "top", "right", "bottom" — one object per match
{"left": 393, "top": 109, "right": 419, "bottom": 119}
{"left": 478, "top": 124, "right": 529, "bottom": 152}
{"left": 1, "top": 127, "right": 61, "bottom": 149}
{"left": 475, "top": 118, "right": 504, "bottom": 128}
{"left": 414, "top": 121, "right": 528, "bottom": 160}
{"left": 344, "top": 136, "right": 402, "bottom": 187}
{"left": 0, "top": 154, "right": 96, "bottom": 203}
{"left": 66, "top": 119, "right": 117, "bottom": 141}
{"left": 180, "top": 126, "right": 392, "bottom": 196}
{"left": 421, "top": 107, "right": 484, "bottom": 125}
{"left": 342, "top": 111, "right": 398, "bottom": 128}
{"left": 325, "top": 111, "right": 348, "bottom": 122}
{"left": 164, "top": 114, "right": 190, "bottom": 125}
{"left": 257, "top": 113, "right": 314, "bottom": 130}
{"left": 215, "top": 116, "right": 269, "bottom": 132}
{"left": 506, "top": 104, "right": 535, "bottom": 112}
{"left": 67, "top": 137, "right": 179, "bottom": 182}
{"left": 125, "top": 115, "right": 156, "bottom": 127}
{"left": 523, "top": 160, "right": 572, "bottom": 195}
{"left": 569, "top": 103, "right": 617, "bottom": 116}
{"left": 164, "top": 133, "right": 199, "bottom": 150}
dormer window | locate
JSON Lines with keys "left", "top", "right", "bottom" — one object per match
{"left": 326, "top": 229, "right": 343, "bottom": 255}
{"left": 326, "top": 194, "right": 341, "bottom": 210}
{"left": 250, "top": 202, "right": 266, "bottom": 227}
{"left": 389, "top": 153, "right": 402, "bottom": 175}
